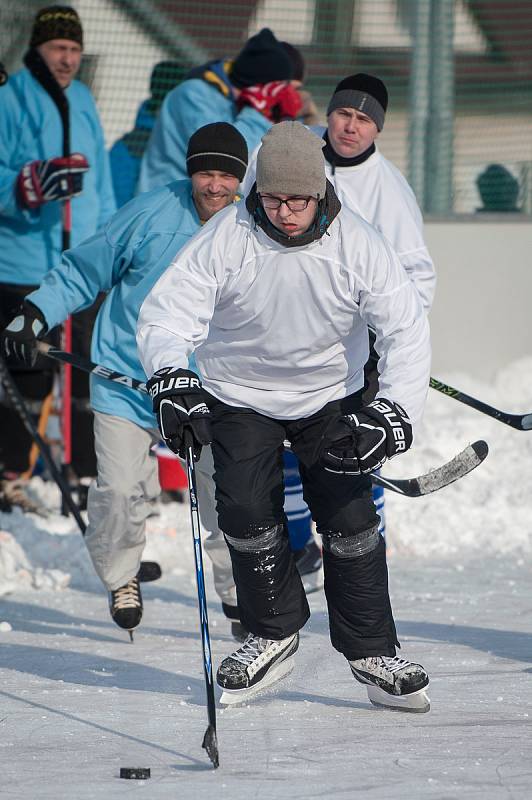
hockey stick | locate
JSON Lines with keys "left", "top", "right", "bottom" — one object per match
{"left": 38, "top": 344, "right": 489, "bottom": 499}
{"left": 38, "top": 342, "right": 148, "bottom": 393}
{"left": 371, "top": 440, "right": 488, "bottom": 497}
{"left": 184, "top": 431, "right": 219, "bottom": 769}
{"left": 430, "top": 377, "right": 532, "bottom": 431}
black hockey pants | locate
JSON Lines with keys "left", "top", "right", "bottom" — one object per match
{"left": 207, "top": 391, "right": 398, "bottom": 660}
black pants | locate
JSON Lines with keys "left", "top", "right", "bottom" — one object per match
{"left": 0, "top": 283, "right": 102, "bottom": 477}
{"left": 207, "top": 390, "right": 398, "bottom": 660}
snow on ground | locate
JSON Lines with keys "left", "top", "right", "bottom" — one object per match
{"left": 1, "top": 361, "right": 531, "bottom": 797}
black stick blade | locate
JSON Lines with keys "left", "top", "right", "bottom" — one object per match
{"left": 202, "top": 724, "right": 219, "bottom": 769}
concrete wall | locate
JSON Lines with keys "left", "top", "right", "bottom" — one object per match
{"left": 426, "top": 217, "right": 532, "bottom": 381}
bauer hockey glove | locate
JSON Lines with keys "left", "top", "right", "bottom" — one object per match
{"left": 17, "top": 153, "right": 89, "bottom": 208}
{"left": 237, "top": 81, "right": 303, "bottom": 122}
{"left": 321, "top": 398, "right": 413, "bottom": 475}
{"left": 1, "top": 301, "right": 48, "bottom": 367}
{"left": 146, "top": 367, "right": 212, "bottom": 461}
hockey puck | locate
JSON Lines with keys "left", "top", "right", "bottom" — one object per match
{"left": 120, "top": 767, "right": 150, "bottom": 780}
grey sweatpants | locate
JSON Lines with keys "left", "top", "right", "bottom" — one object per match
{"left": 85, "top": 411, "right": 235, "bottom": 603}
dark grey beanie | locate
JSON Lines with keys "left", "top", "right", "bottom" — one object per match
{"left": 327, "top": 73, "right": 388, "bottom": 131}
{"left": 256, "top": 121, "right": 326, "bottom": 198}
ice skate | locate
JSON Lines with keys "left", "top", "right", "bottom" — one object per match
{"left": 294, "top": 539, "right": 324, "bottom": 594}
{"left": 109, "top": 576, "right": 143, "bottom": 641}
{"left": 349, "top": 655, "right": 430, "bottom": 713}
{"left": 217, "top": 632, "right": 299, "bottom": 705}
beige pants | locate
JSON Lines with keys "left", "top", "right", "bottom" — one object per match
{"left": 85, "top": 411, "right": 235, "bottom": 603}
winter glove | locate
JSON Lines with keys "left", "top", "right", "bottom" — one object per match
{"left": 17, "top": 153, "right": 89, "bottom": 208}
{"left": 321, "top": 398, "right": 413, "bottom": 475}
{"left": 1, "top": 301, "right": 48, "bottom": 367}
{"left": 146, "top": 367, "right": 212, "bottom": 461}
{"left": 237, "top": 81, "right": 303, "bottom": 122}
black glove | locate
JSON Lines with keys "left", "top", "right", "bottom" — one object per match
{"left": 321, "top": 398, "right": 413, "bottom": 475}
{"left": 146, "top": 367, "right": 212, "bottom": 461}
{"left": 17, "top": 153, "right": 89, "bottom": 208}
{"left": 1, "top": 301, "right": 48, "bottom": 367}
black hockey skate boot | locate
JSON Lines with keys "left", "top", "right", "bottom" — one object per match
{"left": 109, "top": 576, "right": 143, "bottom": 640}
{"left": 217, "top": 632, "right": 299, "bottom": 705}
{"left": 349, "top": 655, "right": 430, "bottom": 712}
{"left": 294, "top": 538, "right": 324, "bottom": 594}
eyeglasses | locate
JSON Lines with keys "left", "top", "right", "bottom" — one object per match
{"left": 260, "top": 195, "right": 314, "bottom": 212}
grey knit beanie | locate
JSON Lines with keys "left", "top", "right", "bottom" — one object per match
{"left": 256, "top": 121, "right": 326, "bottom": 199}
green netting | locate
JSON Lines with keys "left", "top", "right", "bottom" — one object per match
{"left": 3, "top": 0, "right": 532, "bottom": 214}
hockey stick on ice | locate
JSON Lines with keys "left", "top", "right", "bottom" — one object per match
{"left": 371, "top": 440, "right": 488, "bottom": 497}
{"left": 42, "top": 344, "right": 217, "bottom": 762}
{"left": 430, "top": 377, "right": 532, "bottom": 431}
{"left": 38, "top": 344, "right": 489, "bottom": 499}
{"left": 184, "top": 431, "right": 219, "bottom": 769}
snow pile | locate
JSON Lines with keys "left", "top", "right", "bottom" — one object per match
{"left": 385, "top": 356, "right": 532, "bottom": 557}
{"left": 0, "top": 477, "right": 195, "bottom": 597}
{"left": 1, "top": 358, "right": 531, "bottom": 595}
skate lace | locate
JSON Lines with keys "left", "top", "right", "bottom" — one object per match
{"left": 230, "top": 634, "right": 270, "bottom": 667}
{"left": 381, "top": 656, "right": 412, "bottom": 674}
{"left": 112, "top": 579, "right": 140, "bottom": 610}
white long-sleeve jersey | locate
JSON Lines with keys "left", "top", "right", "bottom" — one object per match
{"left": 243, "top": 133, "right": 436, "bottom": 311}
{"left": 137, "top": 200, "right": 431, "bottom": 426}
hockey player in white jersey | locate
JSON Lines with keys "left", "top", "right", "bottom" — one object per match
{"left": 137, "top": 122, "right": 432, "bottom": 712}
{"left": 316, "top": 72, "right": 435, "bottom": 310}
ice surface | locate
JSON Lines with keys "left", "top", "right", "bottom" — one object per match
{"left": 1, "top": 362, "right": 531, "bottom": 797}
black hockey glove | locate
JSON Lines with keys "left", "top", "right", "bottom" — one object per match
{"left": 146, "top": 367, "right": 212, "bottom": 461}
{"left": 321, "top": 398, "right": 413, "bottom": 475}
{"left": 1, "top": 301, "right": 48, "bottom": 367}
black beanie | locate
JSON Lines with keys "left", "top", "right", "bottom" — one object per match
{"left": 230, "top": 28, "right": 293, "bottom": 89}
{"left": 327, "top": 73, "right": 388, "bottom": 131}
{"left": 186, "top": 122, "right": 248, "bottom": 182}
{"left": 29, "top": 5, "right": 83, "bottom": 49}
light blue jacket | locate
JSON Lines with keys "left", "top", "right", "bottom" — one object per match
{"left": 27, "top": 181, "right": 201, "bottom": 428}
{"left": 0, "top": 68, "right": 116, "bottom": 286}
{"left": 138, "top": 77, "right": 270, "bottom": 192}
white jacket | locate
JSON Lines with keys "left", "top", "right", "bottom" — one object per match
{"left": 137, "top": 201, "right": 431, "bottom": 426}
{"left": 243, "top": 133, "right": 436, "bottom": 311}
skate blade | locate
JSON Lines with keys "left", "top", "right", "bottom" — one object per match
{"left": 366, "top": 685, "right": 430, "bottom": 713}
{"left": 219, "top": 657, "right": 295, "bottom": 706}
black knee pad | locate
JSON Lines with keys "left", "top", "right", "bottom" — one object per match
{"left": 321, "top": 525, "right": 380, "bottom": 558}
{"left": 224, "top": 523, "right": 284, "bottom": 554}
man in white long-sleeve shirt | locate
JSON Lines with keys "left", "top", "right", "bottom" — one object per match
{"left": 137, "top": 122, "right": 432, "bottom": 712}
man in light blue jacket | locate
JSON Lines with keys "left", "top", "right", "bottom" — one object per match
{"left": 1, "top": 123, "right": 248, "bottom": 638}
{"left": 0, "top": 6, "right": 115, "bottom": 478}
{"left": 138, "top": 27, "right": 302, "bottom": 192}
